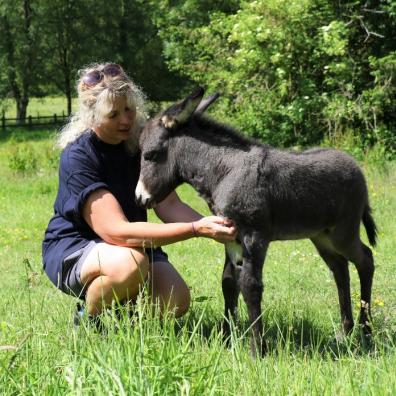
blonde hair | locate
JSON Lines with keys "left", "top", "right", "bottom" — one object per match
{"left": 57, "top": 62, "right": 147, "bottom": 152}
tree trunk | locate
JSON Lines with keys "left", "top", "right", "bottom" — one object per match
{"left": 16, "top": 97, "right": 29, "bottom": 122}
{"left": 65, "top": 73, "right": 72, "bottom": 115}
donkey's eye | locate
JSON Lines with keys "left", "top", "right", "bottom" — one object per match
{"left": 143, "top": 150, "right": 162, "bottom": 162}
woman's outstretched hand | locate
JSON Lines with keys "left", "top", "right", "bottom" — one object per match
{"left": 193, "top": 216, "right": 237, "bottom": 243}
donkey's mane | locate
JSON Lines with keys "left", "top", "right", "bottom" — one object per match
{"left": 178, "top": 114, "right": 262, "bottom": 151}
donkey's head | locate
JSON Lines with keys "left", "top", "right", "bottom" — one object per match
{"left": 135, "top": 87, "right": 219, "bottom": 208}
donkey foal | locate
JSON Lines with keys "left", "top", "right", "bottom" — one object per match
{"left": 136, "top": 88, "right": 377, "bottom": 357}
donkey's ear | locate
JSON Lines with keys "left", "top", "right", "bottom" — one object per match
{"left": 194, "top": 92, "right": 220, "bottom": 115}
{"left": 161, "top": 87, "right": 204, "bottom": 129}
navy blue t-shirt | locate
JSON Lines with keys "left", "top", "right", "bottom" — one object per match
{"left": 42, "top": 130, "right": 148, "bottom": 288}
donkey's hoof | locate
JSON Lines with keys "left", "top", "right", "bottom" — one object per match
{"left": 359, "top": 321, "right": 373, "bottom": 341}
{"left": 250, "top": 337, "right": 267, "bottom": 358}
{"left": 221, "top": 320, "right": 238, "bottom": 347}
{"left": 342, "top": 319, "right": 354, "bottom": 335}
{"left": 221, "top": 329, "right": 232, "bottom": 347}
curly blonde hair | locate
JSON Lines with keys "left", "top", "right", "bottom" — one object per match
{"left": 57, "top": 62, "right": 147, "bottom": 153}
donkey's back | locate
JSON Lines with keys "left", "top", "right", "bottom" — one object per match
{"left": 217, "top": 145, "right": 370, "bottom": 242}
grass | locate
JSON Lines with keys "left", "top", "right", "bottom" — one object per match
{"left": 1, "top": 97, "right": 76, "bottom": 118}
{"left": 0, "top": 128, "right": 395, "bottom": 394}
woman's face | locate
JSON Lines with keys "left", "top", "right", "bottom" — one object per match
{"left": 93, "top": 96, "right": 137, "bottom": 145}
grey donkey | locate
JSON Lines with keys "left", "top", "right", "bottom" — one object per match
{"left": 135, "top": 88, "right": 377, "bottom": 357}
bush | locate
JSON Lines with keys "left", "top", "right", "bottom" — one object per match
{"left": 157, "top": 0, "right": 396, "bottom": 156}
{"left": 8, "top": 143, "right": 38, "bottom": 173}
{"left": 7, "top": 140, "right": 60, "bottom": 174}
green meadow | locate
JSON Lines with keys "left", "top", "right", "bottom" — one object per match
{"left": 0, "top": 127, "right": 395, "bottom": 395}
{"left": 1, "top": 97, "right": 76, "bottom": 118}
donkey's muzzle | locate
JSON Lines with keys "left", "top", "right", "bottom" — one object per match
{"left": 135, "top": 180, "right": 155, "bottom": 209}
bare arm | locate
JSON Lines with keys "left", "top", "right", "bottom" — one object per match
{"left": 154, "top": 191, "right": 202, "bottom": 223}
{"left": 82, "top": 189, "right": 236, "bottom": 248}
{"left": 154, "top": 191, "right": 236, "bottom": 242}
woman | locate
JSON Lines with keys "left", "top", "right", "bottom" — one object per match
{"left": 42, "top": 63, "right": 236, "bottom": 320}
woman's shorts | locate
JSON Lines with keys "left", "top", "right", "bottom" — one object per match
{"left": 61, "top": 241, "right": 169, "bottom": 300}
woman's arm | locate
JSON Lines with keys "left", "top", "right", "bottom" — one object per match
{"left": 154, "top": 191, "right": 202, "bottom": 223}
{"left": 154, "top": 191, "right": 236, "bottom": 243}
{"left": 82, "top": 189, "right": 236, "bottom": 248}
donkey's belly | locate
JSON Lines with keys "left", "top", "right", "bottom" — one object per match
{"left": 271, "top": 226, "right": 329, "bottom": 241}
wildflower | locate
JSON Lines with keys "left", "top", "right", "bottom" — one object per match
{"left": 374, "top": 298, "right": 385, "bottom": 307}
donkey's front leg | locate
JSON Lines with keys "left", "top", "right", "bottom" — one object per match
{"left": 239, "top": 233, "right": 268, "bottom": 357}
{"left": 222, "top": 250, "right": 241, "bottom": 339}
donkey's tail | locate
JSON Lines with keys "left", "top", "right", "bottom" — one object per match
{"left": 362, "top": 205, "right": 378, "bottom": 247}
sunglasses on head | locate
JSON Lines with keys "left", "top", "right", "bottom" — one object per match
{"left": 82, "top": 63, "right": 124, "bottom": 87}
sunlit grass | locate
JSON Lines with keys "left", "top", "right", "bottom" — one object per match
{"left": 1, "top": 97, "right": 76, "bottom": 118}
{"left": 0, "top": 130, "right": 395, "bottom": 394}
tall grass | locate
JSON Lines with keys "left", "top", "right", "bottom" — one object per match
{"left": 0, "top": 129, "right": 395, "bottom": 394}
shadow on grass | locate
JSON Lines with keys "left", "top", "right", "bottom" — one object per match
{"left": 175, "top": 307, "right": 395, "bottom": 359}
{"left": 0, "top": 128, "right": 57, "bottom": 143}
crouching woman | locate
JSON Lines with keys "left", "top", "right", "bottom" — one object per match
{"left": 42, "top": 62, "right": 236, "bottom": 320}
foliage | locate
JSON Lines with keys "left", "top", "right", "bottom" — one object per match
{"left": 0, "top": 0, "right": 394, "bottom": 155}
{"left": 0, "top": 0, "right": 188, "bottom": 117}
{"left": 112, "top": 0, "right": 190, "bottom": 101}
{"left": 37, "top": 0, "right": 106, "bottom": 114}
{"left": 7, "top": 142, "right": 38, "bottom": 173}
{"left": 5, "top": 132, "right": 60, "bottom": 174}
{"left": 7, "top": 143, "right": 59, "bottom": 173}
{"left": 0, "top": 0, "right": 47, "bottom": 119}
{"left": 155, "top": 0, "right": 396, "bottom": 155}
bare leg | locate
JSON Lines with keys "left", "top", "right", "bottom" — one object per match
{"left": 148, "top": 260, "right": 190, "bottom": 318}
{"left": 80, "top": 243, "right": 149, "bottom": 316}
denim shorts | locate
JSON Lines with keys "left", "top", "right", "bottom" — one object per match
{"left": 61, "top": 241, "right": 169, "bottom": 300}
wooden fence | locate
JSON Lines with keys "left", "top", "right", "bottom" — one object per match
{"left": 1, "top": 113, "right": 69, "bottom": 130}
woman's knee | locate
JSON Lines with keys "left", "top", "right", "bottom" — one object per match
{"left": 149, "top": 260, "right": 191, "bottom": 317}
{"left": 82, "top": 244, "right": 149, "bottom": 288}
{"left": 107, "top": 247, "right": 149, "bottom": 286}
{"left": 172, "top": 283, "right": 191, "bottom": 317}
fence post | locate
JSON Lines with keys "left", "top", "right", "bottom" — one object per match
{"left": 54, "top": 114, "right": 57, "bottom": 124}
{"left": 28, "top": 115, "right": 32, "bottom": 129}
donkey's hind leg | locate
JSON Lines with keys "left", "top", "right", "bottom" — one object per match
{"left": 311, "top": 239, "right": 354, "bottom": 334}
{"left": 221, "top": 253, "right": 240, "bottom": 338}
{"left": 336, "top": 240, "right": 375, "bottom": 336}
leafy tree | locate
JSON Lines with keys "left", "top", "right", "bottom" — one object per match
{"left": 39, "top": 0, "right": 119, "bottom": 115}
{"left": 39, "top": 0, "right": 190, "bottom": 108}
{"left": 151, "top": 0, "right": 240, "bottom": 94}
{"left": 0, "top": 0, "right": 45, "bottom": 120}
{"left": 109, "top": 0, "right": 188, "bottom": 101}
{"left": 155, "top": 0, "right": 395, "bottom": 154}
{"left": 0, "top": 0, "right": 188, "bottom": 118}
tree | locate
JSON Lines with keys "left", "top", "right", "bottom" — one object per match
{"left": 155, "top": 0, "right": 395, "bottom": 154}
{"left": 102, "top": 0, "right": 190, "bottom": 101}
{"left": 0, "top": 0, "right": 45, "bottom": 121}
{"left": 39, "top": 0, "right": 116, "bottom": 115}
{"left": 39, "top": 0, "right": 188, "bottom": 112}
